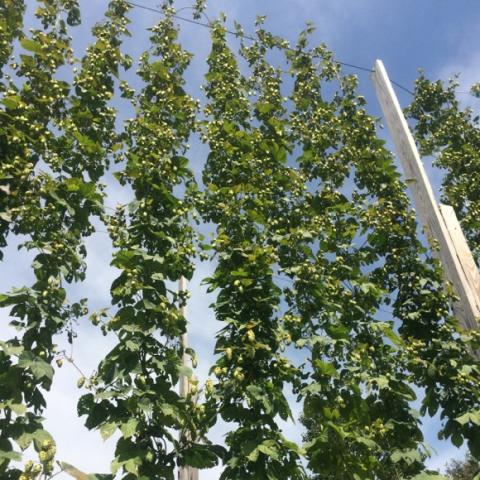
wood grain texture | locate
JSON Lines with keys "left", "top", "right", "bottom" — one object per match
{"left": 439, "top": 204, "right": 480, "bottom": 300}
{"left": 179, "top": 275, "right": 190, "bottom": 398}
{"left": 372, "top": 60, "right": 480, "bottom": 330}
{"left": 178, "top": 276, "right": 199, "bottom": 480}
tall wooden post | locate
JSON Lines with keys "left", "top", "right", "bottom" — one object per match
{"left": 178, "top": 276, "right": 199, "bottom": 480}
{"left": 371, "top": 59, "right": 480, "bottom": 331}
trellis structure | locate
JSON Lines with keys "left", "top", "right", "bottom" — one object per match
{"left": 2, "top": 2, "right": 480, "bottom": 477}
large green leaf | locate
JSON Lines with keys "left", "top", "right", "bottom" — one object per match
{"left": 18, "top": 352, "right": 54, "bottom": 380}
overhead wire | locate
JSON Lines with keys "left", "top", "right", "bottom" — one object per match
{"left": 126, "top": 1, "right": 215, "bottom": 29}
{"left": 125, "top": 1, "right": 478, "bottom": 99}
{"left": 125, "top": 1, "right": 418, "bottom": 93}
{"left": 390, "top": 80, "right": 414, "bottom": 96}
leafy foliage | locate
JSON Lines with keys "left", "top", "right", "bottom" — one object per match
{"left": 0, "top": 1, "right": 479, "bottom": 479}
{"left": 275, "top": 30, "right": 469, "bottom": 479}
{"left": 0, "top": 0, "right": 25, "bottom": 86}
{"left": 200, "top": 19, "right": 306, "bottom": 480}
{"left": 0, "top": 0, "right": 130, "bottom": 478}
{"left": 77, "top": 6, "right": 212, "bottom": 479}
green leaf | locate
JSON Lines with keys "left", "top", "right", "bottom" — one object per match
{"left": 1, "top": 96, "right": 21, "bottom": 109}
{"left": 32, "top": 429, "right": 54, "bottom": 451}
{"left": 9, "top": 402, "right": 26, "bottom": 415}
{"left": 150, "top": 61, "right": 169, "bottom": 79}
{"left": 14, "top": 423, "right": 53, "bottom": 451}
{"left": 111, "top": 250, "right": 137, "bottom": 268}
{"left": 181, "top": 444, "right": 220, "bottom": 469}
{"left": 18, "top": 351, "right": 54, "bottom": 380}
{"left": 325, "top": 324, "right": 349, "bottom": 340}
{"left": 455, "top": 410, "right": 480, "bottom": 426}
{"left": 73, "top": 131, "right": 101, "bottom": 153}
{"left": 0, "top": 340, "right": 24, "bottom": 356}
{"left": 177, "top": 364, "right": 192, "bottom": 378}
{"left": 313, "top": 360, "right": 337, "bottom": 377}
{"left": 95, "top": 39, "right": 108, "bottom": 51}
{"left": 257, "top": 442, "right": 280, "bottom": 460}
{"left": 99, "top": 422, "right": 117, "bottom": 441}
{"left": 451, "top": 432, "right": 463, "bottom": 447}
{"left": 0, "top": 449, "right": 21, "bottom": 462}
{"left": 410, "top": 473, "right": 448, "bottom": 480}
{"left": 119, "top": 418, "right": 138, "bottom": 439}
{"left": 0, "top": 211, "right": 12, "bottom": 222}
{"left": 356, "top": 436, "right": 379, "bottom": 449}
{"left": 391, "top": 448, "right": 422, "bottom": 465}
{"left": 256, "top": 102, "right": 275, "bottom": 115}
{"left": 124, "top": 457, "right": 140, "bottom": 475}
{"left": 20, "top": 38, "right": 43, "bottom": 54}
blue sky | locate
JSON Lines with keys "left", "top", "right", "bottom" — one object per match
{"left": 1, "top": 1, "right": 480, "bottom": 478}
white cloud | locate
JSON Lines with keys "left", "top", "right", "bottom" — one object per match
{"left": 436, "top": 17, "right": 480, "bottom": 112}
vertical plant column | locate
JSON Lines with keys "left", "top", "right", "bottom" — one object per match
{"left": 0, "top": 0, "right": 74, "bottom": 257}
{"left": 0, "top": 1, "right": 131, "bottom": 478}
{"left": 284, "top": 35, "right": 480, "bottom": 475}
{"left": 0, "top": 0, "right": 25, "bottom": 78}
{"left": 0, "top": 2, "right": 82, "bottom": 477}
{"left": 369, "top": 75, "right": 480, "bottom": 460}
{"left": 78, "top": 8, "right": 212, "bottom": 479}
{"left": 281, "top": 35, "right": 451, "bottom": 478}
{"left": 201, "top": 20, "right": 305, "bottom": 479}
{"left": 0, "top": 0, "right": 26, "bottom": 246}
{"left": 56, "top": 0, "right": 131, "bottom": 182}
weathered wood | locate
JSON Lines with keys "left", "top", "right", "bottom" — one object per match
{"left": 179, "top": 276, "right": 190, "bottom": 399}
{"left": 439, "top": 204, "right": 480, "bottom": 328}
{"left": 439, "top": 205, "right": 480, "bottom": 296}
{"left": 371, "top": 59, "right": 480, "bottom": 330}
{"left": 178, "top": 276, "right": 199, "bottom": 480}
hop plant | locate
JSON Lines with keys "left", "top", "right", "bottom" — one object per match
{"left": 20, "top": 459, "right": 43, "bottom": 479}
{"left": 471, "top": 82, "right": 480, "bottom": 98}
{"left": 38, "top": 439, "right": 56, "bottom": 474}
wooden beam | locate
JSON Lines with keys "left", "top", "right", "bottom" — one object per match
{"left": 371, "top": 59, "right": 480, "bottom": 330}
{"left": 439, "top": 204, "right": 480, "bottom": 329}
{"left": 178, "top": 276, "right": 199, "bottom": 480}
{"left": 179, "top": 276, "right": 190, "bottom": 399}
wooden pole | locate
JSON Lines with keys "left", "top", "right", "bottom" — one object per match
{"left": 371, "top": 59, "right": 480, "bottom": 331}
{"left": 179, "top": 276, "right": 190, "bottom": 400}
{"left": 439, "top": 204, "right": 480, "bottom": 301}
{"left": 178, "top": 276, "right": 199, "bottom": 480}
